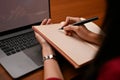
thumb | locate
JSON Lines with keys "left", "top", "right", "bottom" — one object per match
{"left": 34, "top": 32, "right": 46, "bottom": 44}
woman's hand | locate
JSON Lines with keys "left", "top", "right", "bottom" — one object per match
{"left": 33, "top": 18, "right": 55, "bottom": 56}
{"left": 61, "top": 16, "right": 104, "bottom": 46}
{"left": 34, "top": 18, "right": 51, "bottom": 45}
{"left": 33, "top": 19, "right": 64, "bottom": 80}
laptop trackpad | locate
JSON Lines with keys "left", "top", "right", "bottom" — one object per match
{"left": 23, "top": 45, "right": 43, "bottom": 66}
{"left": 0, "top": 52, "right": 39, "bottom": 78}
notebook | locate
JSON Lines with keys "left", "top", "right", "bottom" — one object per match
{"left": 33, "top": 18, "right": 104, "bottom": 68}
{"left": 0, "top": 0, "right": 50, "bottom": 79}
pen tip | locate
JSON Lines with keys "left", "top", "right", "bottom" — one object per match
{"left": 58, "top": 27, "right": 63, "bottom": 30}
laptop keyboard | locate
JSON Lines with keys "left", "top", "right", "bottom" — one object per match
{"left": 0, "top": 31, "right": 39, "bottom": 56}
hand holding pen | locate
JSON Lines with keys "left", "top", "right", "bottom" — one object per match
{"left": 59, "top": 16, "right": 102, "bottom": 45}
{"left": 59, "top": 16, "right": 98, "bottom": 30}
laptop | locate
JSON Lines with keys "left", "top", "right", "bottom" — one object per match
{"left": 0, "top": 0, "right": 50, "bottom": 79}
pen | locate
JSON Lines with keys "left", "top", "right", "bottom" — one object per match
{"left": 59, "top": 16, "right": 99, "bottom": 30}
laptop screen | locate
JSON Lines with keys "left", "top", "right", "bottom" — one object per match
{"left": 0, "top": 0, "right": 50, "bottom": 33}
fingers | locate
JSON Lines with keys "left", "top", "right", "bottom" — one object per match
{"left": 63, "top": 25, "right": 77, "bottom": 36}
{"left": 41, "top": 18, "right": 51, "bottom": 25}
{"left": 60, "top": 21, "right": 65, "bottom": 26}
{"left": 64, "top": 25, "right": 79, "bottom": 31}
{"left": 63, "top": 25, "right": 86, "bottom": 37}
{"left": 34, "top": 32, "right": 46, "bottom": 44}
{"left": 64, "top": 25, "right": 79, "bottom": 32}
{"left": 66, "top": 16, "right": 81, "bottom": 23}
{"left": 33, "top": 18, "right": 52, "bottom": 46}
{"left": 34, "top": 32, "right": 54, "bottom": 56}
{"left": 61, "top": 16, "right": 81, "bottom": 29}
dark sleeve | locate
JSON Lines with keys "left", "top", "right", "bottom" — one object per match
{"left": 97, "top": 57, "right": 120, "bottom": 80}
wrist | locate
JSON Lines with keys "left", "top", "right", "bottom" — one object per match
{"left": 43, "top": 54, "right": 56, "bottom": 62}
{"left": 88, "top": 32, "right": 102, "bottom": 46}
{"left": 41, "top": 42, "right": 50, "bottom": 46}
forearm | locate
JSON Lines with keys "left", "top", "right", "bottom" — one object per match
{"left": 88, "top": 32, "right": 104, "bottom": 46}
{"left": 44, "top": 59, "right": 64, "bottom": 80}
{"left": 42, "top": 45, "right": 64, "bottom": 80}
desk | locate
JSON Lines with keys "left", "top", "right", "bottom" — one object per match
{"left": 0, "top": 0, "right": 105, "bottom": 80}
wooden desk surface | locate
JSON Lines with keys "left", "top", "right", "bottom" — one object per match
{"left": 0, "top": 0, "right": 106, "bottom": 80}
